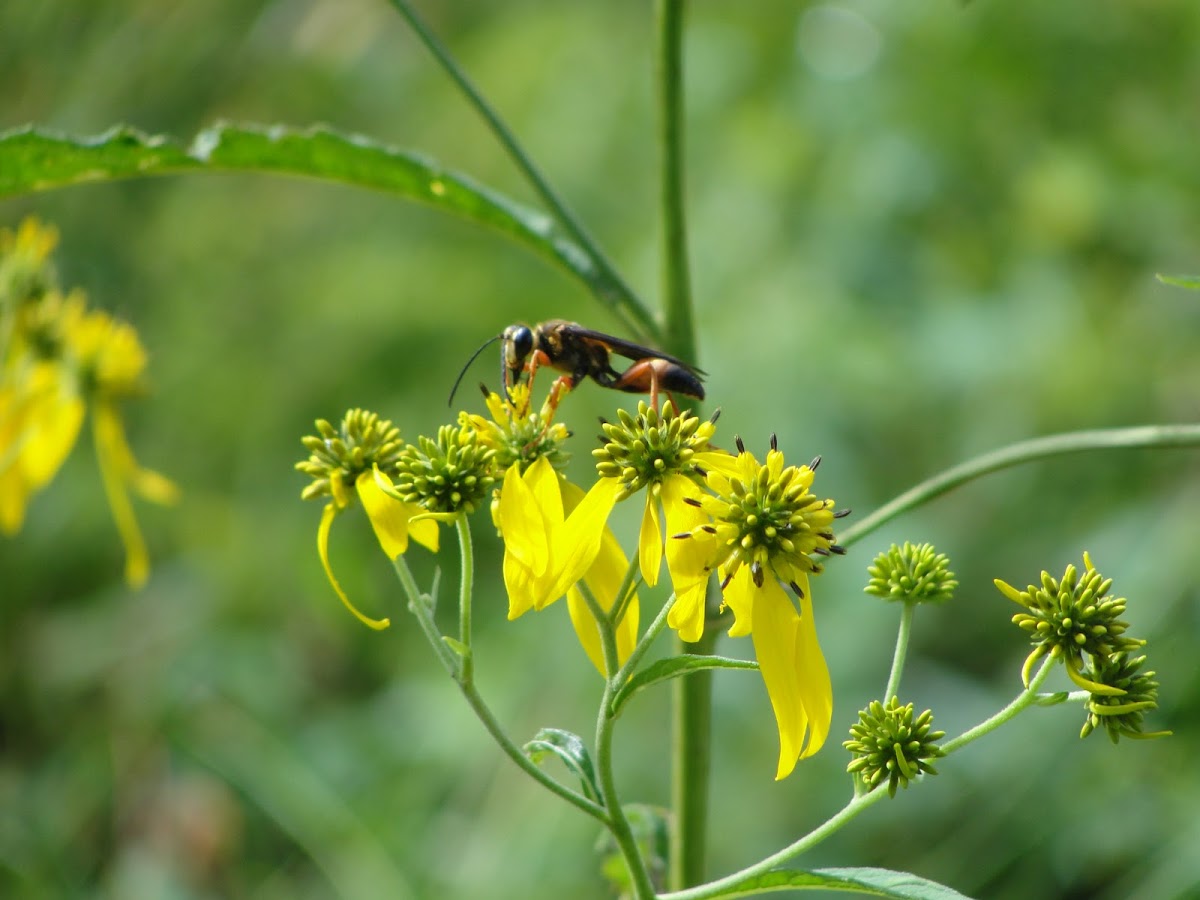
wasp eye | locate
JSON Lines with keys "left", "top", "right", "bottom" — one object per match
{"left": 505, "top": 325, "right": 534, "bottom": 365}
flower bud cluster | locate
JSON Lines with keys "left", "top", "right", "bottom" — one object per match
{"left": 865, "top": 542, "right": 956, "bottom": 605}
{"left": 845, "top": 698, "right": 945, "bottom": 797}
{"left": 592, "top": 402, "right": 715, "bottom": 500}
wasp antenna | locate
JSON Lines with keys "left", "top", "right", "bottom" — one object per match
{"left": 448, "top": 333, "right": 502, "bottom": 406}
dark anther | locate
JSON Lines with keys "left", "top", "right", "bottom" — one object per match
{"left": 833, "top": 508, "right": 852, "bottom": 519}
{"left": 813, "top": 547, "right": 829, "bottom": 556}
{"left": 770, "top": 432, "right": 778, "bottom": 451}
{"left": 734, "top": 435, "right": 746, "bottom": 454}
{"left": 478, "top": 382, "right": 491, "bottom": 398}
{"left": 750, "top": 560, "right": 765, "bottom": 588}
{"left": 789, "top": 581, "right": 805, "bottom": 599}
{"left": 694, "top": 465, "right": 708, "bottom": 477}
{"left": 672, "top": 532, "right": 693, "bottom": 540}
{"left": 819, "top": 531, "right": 835, "bottom": 541}
{"left": 683, "top": 496, "right": 703, "bottom": 508}
{"left": 809, "top": 455, "right": 822, "bottom": 470}
{"left": 720, "top": 572, "right": 733, "bottom": 591}
{"left": 829, "top": 544, "right": 847, "bottom": 555}
{"left": 701, "top": 525, "right": 717, "bottom": 534}
{"left": 598, "top": 416, "right": 609, "bottom": 426}
{"left": 709, "top": 408, "right": 722, "bottom": 425}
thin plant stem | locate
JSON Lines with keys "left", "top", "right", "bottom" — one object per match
{"left": 456, "top": 515, "right": 475, "bottom": 684}
{"left": 614, "top": 592, "right": 677, "bottom": 689}
{"left": 941, "top": 655, "right": 1057, "bottom": 754}
{"left": 883, "top": 600, "right": 915, "bottom": 703}
{"left": 608, "top": 553, "right": 643, "bottom": 631}
{"left": 385, "top": 0, "right": 656, "bottom": 341}
{"left": 391, "top": 555, "right": 607, "bottom": 823}
{"left": 660, "top": 657, "right": 1061, "bottom": 900}
{"left": 839, "top": 424, "right": 1200, "bottom": 550}
{"left": 578, "top": 583, "right": 658, "bottom": 898}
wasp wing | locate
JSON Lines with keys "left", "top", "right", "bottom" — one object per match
{"left": 563, "top": 324, "right": 707, "bottom": 376}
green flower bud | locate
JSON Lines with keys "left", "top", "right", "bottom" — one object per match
{"left": 865, "top": 542, "right": 957, "bottom": 605}
{"left": 845, "top": 697, "right": 945, "bottom": 797}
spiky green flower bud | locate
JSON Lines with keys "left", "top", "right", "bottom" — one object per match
{"left": 1081, "top": 652, "right": 1171, "bottom": 743}
{"left": 845, "top": 697, "right": 945, "bottom": 797}
{"left": 592, "top": 402, "right": 717, "bottom": 500}
{"left": 995, "top": 552, "right": 1144, "bottom": 691}
{"left": 296, "top": 408, "right": 406, "bottom": 502}
{"left": 865, "top": 542, "right": 957, "bottom": 605}
{"left": 392, "top": 424, "right": 496, "bottom": 515}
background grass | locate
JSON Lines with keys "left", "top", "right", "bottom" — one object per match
{"left": 2, "top": 1, "right": 1199, "bottom": 898}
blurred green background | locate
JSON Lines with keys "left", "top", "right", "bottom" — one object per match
{"left": 3, "top": 1, "right": 1199, "bottom": 898}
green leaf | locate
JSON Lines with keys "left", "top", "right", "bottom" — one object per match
{"left": 610, "top": 655, "right": 758, "bottom": 717}
{"left": 0, "top": 123, "right": 610, "bottom": 302}
{"left": 711, "top": 866, "right": 975, "bottom": 899}
{"left": 523, "top": 727, "right": 601, "bottom": 803}
{"left": 1156, "top": 273, "right": 1200, "bottom": 290}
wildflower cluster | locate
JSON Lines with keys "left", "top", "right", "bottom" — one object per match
{"left": 1, "top": 217, "right": 177, "bottom": 586}
{"left": 865, "top": 541, "right": 957, "bottom": 606}
{"left": 297, "top": 388, "right": 847, "bottom": 779}
{"left": 995, "top": 552, "right": 1168, "bottom": 742}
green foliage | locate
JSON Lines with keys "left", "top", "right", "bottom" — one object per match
{"left": 2, "top": 2, "right": 1199, "bottom": 899}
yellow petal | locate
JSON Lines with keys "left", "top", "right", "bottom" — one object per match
{"left": 496, "top": 462, "right": 550, "bottom": 576}
{"left": 738, "top": 574, "right": 808, "bottom": 780}
{"left": 504, "top": 545, "right": 540, "bottom": 619}
{"left": 20, "top": 374, "right": 84, "bottom": 490}
{"left": 543, "top": 477, "right": 622, "bottom": 605}
{"left": 316, "top": 501, "right": 390, "bottom": 630}
{"left": 638, "top": 494, "right": 663, "bottom": 587}
{"left": 668, "top": 578, "right": 709, "bottom": 643}
{"left": 586, "top": 522, "right": 641, "bottom": 670}
{"left": 794, "top": 573, "right": 832, "bottom": 760}
{"left": 566, "top": 586, "right": 609, "bottom": 676}
{"left": 356, "top": 470, "right": 410, "bottom": 559}
{"left": 92, "top": 404, "right": 150, "bottom": 588}
{"left": 662, "top": 476, "right": 711, "bottom": 592}
{"left": 722, "top": 563, "right": 754, "bottom": 638}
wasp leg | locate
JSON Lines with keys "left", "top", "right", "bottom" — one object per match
{"left": 546, "top": 374, "right": 575, "bottom": 416}
{"left": 520, "top": 348, "right": 557, "bottom": 414}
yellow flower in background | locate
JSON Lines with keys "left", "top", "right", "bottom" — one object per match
{"left": 676, "top": 442, "right": 843, "bottom": 780}
{"left": 2, "top": 220, "right": 177, "bottom": 588}
{"left": 297, "top": 409, "right": 439, "bottom": 630}
{"left": 495, "top": 456, "right": 635, "bottom": 676}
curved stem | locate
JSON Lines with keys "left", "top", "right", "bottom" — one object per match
{"left": 839, "top": 424, "right": 1200, "bottom": 550}
{"left": 941, "top": 655, "right": 1057, "bottom": 754}
{"left": 656, "top": 0, "right": 695, "bottom": 363}
{"left": 391, "top": 555, "right": 607, "bottom": 823}
{"left": 614, "top": 592, "right": 677, "bottom": 689}
{"left": 386, "top": 0, "right": 657, "bottom": 341}
{"left": 883, "top": 601, "right": 915, "bottom": 703}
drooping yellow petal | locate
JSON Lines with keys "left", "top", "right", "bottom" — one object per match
{"left": 542, "top": 476, "right": 622, "bottom": 606}
{"left": 356, "top": 470, "right": 411, "bottom": 558}
{"left": 661, "top": 475, "right": 711, "bottom": 595}
{"left": 566, "top": 587, "right": 608, "bottom": 676}
{"left": 734, "top": 572, "right": 809, "bottom": 780}
{"left": 316, "top": 500, "right": 390, "bottom": 631}
{"left": 638, "top": 492, "right": 663, "bottom": 587}
{"left": 793, "top": 572, "right": 832, "bottom": 760}
{"left": 18, "top": 363, "right": 84, "bottom": 490}
{"left": 92, "top": 403, "right": 150, "bottom": 588}
{"left": 668, "top": 578, "right": 709, "bottom": 643}
{"left": 496, "top": 461, "right": 550, "bottom": 577}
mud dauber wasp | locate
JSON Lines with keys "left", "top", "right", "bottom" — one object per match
{"left": 449, "top": 319, "right": 705, "bottom": 412}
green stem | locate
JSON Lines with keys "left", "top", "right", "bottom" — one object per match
{"left": 883, "top": 601, "right": 915, "bottom": 703}
{"left": 839, "top": 424, "right": 1200, "bottom": 550}
{"left": 608, "top": 553, "right": 644, "bottom": 632}
{"left": 392, "top": 555, "right": 607, "bottom": 823}
{"left": 941, "top": 655, "right": 1057, "bottom": 755}
{"left": 614, "top": 592, "right": 677, "bottom": 689}
{"left": 656, "top": 0, "right": 695, "bottom": 362}
{"left": 456, "top": 516, "right": 475, "bottom": 684}
{"left": 386, "top": 0, "right": 656, "bottom": 342}
{"left": 578, "top": 583, "right": 658, "bottom": 898}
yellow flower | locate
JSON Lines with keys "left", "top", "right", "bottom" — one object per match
{"left": 297, "top": 410, "right": 439, "bottom": 630}
{"left": 495, "top": 456, "right": 636, "bottom": 676}
{"left": 591, "top": 403, "right": 736, "bottom": 618}
{"left": 677, "top": 444, "right": 841, "bottom": 780}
